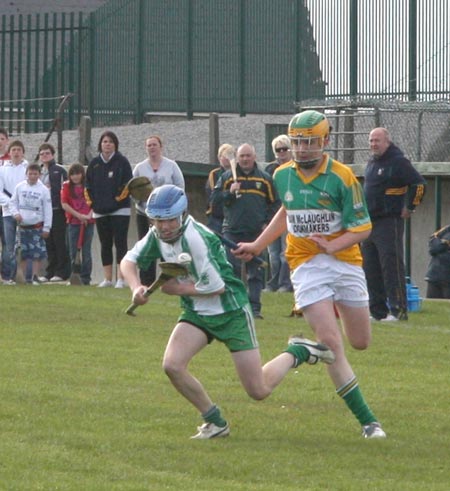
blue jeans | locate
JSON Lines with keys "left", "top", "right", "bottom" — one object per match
{"left": 2, "top": 215, "right": 17, "bottom": 280}
{"left": 266, "top": 232, "right": 292, "bottom": 291}
{"left": 67, "top": 223, "right": 95, "bottom": 285}
{"left": 0, "top": 214, "right": 8, "bottom": 279}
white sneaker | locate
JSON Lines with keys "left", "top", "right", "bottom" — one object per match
{"left": 362, "top": 422, "right": 387, "bottom": 439}
{"left": 190, "top": 422, "right": 230, "bottom": 440}
{"left": 49, "top": 276, "right": 64, "bottom": 282}
{"left": 2, "top": 279, "right": 16, "bottom": 285}
{"left": 32, "top": 275, "right": 42, "bottom": 286}
{"left": 38, "top": 276, "right": 49, "bottom": 283}
{"left": 288, "top": 335, "right": 336, "bottom": 365}
{"left": 114, "top": 278, "right": 127, "bottom": 289}
{"left": 97, "top": 279, "right": 113, "bottom": 288}
{"left": 380, "top": 314, "right": 399, "bottom": 322}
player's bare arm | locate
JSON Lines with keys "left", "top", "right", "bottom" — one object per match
{"left": 120, "top": 258, "right": 148, "bottom": 304}
{"left": 161, "top": 278, "right": 225, "bottom": 296}
{"left": 309, "top": 229, "right": 371, "bottom": 255}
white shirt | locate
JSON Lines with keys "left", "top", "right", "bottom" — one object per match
{"left": 9, "top": 179, "right": 53, "bottom": 232}
{"left": 0, "top": 159, "right": 29, "bottom": 216}
{"left": 133, "top": 157, "right": 185, "bottom": 214}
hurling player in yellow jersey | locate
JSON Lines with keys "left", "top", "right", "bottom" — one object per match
{"left": 234, "top": 110, "right": 386, "bottom": 439}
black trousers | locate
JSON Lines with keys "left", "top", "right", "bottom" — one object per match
{"left": 426, "top": 281, "right": 450, "bottom": 299}
{"left": 136, "top": 212, "right": 156, "bottom": 286}
{"left": 45, "top": 209, "right": 71, "bottom": 280}
{"left": 95, "top": 214, "right": 130, "bottom": 267}
{"left": 361, "top": 216, "right": 408, "bottom": 320}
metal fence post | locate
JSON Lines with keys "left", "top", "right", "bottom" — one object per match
{"left": 135, "top": 0, "right": 145, "bottom": 124}
{"left": 238, "top": 0, "right": 246, "bottom": 117}
{"left": 349, "top": 0, "right": 358, "bottom": 97}
{"left": 88, "top": 12, "right": 95, "bottom": 124}
{"left": 209, "top": 113, "right": 219, "bottom": 165}
{"left": 186, "top": 0, "right": 193, "bottom": 120}
{"left": 78, "top": 115, "right": 92, "bottom": 166}
{"left": 409, "top": 0, "right": 417, "bottom": 101}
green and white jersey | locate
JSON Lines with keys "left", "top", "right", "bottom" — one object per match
{"left": 123, "top": 215, "right": 248, "bottom": 315}
{"left": 273, "top": 156, "right": 371, "bottom": 269}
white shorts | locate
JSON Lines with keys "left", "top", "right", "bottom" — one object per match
{"left": 291, "top": 254, "right": 369, "bottom": 309}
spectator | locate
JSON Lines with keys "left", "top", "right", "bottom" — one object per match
{"left": 133, "top": 135, "right": 184, "bottom": 285}
{"left": 233, "top": 110, "right": 386, "bottom": 439}
{"left": 9, "top": 163, "right": 52, "bottom": 285}
{"left": 0, "top": 140, "right": 28, "bottom": 284}
{"left": 85, "top": 131, "right": 133, "bottom": 288}
{"left": 205, "top": 143, "right": 235, "bottom": 233}
{"left": 0, "top": 128, "right": 9, "bottom": 165}
{"left": 362, "top": 127, "right": 426, "bottom": 321}
{"left": 264, "top": 135, "right": 292, "bottom": 293}
{"left": 211, "top": 143, "right": 280, "bottom": 319}
{"left": 61, "top": 163, "right": 95, "bottom": 286}
{"left": 38, "top": 143, "right": 70, "bottom": 282}
{"left": 0, "top": 127, "right": 10, "bottom": 281}
{"left": 424, "top": 224, "right": 450, "bottom": 299}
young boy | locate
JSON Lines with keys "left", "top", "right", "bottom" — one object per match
{"left": 120, "top": 184, "right": 335, "bottom": 439}
{"left": 38, "top": 143, "right": 69, "bottom": 282}
{"left": 0, "top": 140, "right": 28, "bottom": 283}
{"left": 9, "top": 163, "right": 52, "bottom": 284}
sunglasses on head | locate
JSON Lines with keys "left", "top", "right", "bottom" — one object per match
{"left": 275, "top": 147, "right": 289, "bottom": 153}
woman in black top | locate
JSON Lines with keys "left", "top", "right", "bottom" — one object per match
{"left": 86, "top": 131, "right": 133, "bottom": 288}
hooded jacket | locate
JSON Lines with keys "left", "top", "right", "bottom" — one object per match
{"left": 425, "top": 225, "right": 450, "bottom": 283}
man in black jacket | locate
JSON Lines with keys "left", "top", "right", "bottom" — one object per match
{"left": 362, "top": 128, "right": 426, "bottom": 321}
{"left": 211, "top": 143, "right": 280, "bottom": 319}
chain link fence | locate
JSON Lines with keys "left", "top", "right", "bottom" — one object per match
{"left": 297, "top": 99, "right": 450, "bottom": 165}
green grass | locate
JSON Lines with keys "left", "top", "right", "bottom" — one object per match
{"left": 0, "top": 286, "right": 449, "bottom": 490}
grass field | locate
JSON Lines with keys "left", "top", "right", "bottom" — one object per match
{"left": 0, "top": 285, "right": 449, "bottom": 490}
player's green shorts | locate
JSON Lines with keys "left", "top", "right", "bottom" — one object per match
{"left": 178, "top": 303, "right": 259, "bottom": 352}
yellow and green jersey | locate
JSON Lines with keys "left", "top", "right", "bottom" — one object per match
{"left": 273, "top": 156, "right": 371, "bottom": 269}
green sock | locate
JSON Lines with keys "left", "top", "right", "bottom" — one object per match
{"left": 337, "top": 376, "right": 377, "bottom": 426}
{"left": 202, "top": 404, "right": 227, "bottom": 428}
{"left": 284, "top": 345, "right": 310, "bottom": 367}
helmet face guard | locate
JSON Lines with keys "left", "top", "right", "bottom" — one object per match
{"left": 146, "top": 185, "right": 188, "bottom": 243}
{"left": 290, "top": 136, "right": 326, "bottom": 169}
{"left": 288, "top": 110, "right": 330, "bottom": 169}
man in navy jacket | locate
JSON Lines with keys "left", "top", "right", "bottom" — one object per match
{"left": 362, "top": 128, "right": 425, "bottom": 321}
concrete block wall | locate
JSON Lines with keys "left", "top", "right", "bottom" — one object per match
{"left": 89, "top": 165, "right": 449, "bottom": 298}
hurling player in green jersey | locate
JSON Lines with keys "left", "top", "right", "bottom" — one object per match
{"left": 121, "top": 185, "right": 335, "bottom": 440}
{"left": 233, "top": 111, "right": 386, "bottom": 439}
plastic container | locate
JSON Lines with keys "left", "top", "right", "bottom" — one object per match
{"left": 406, "top": 283, "right": 422, "bottom": 312}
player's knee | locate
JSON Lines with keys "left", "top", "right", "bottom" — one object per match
{"left": 245, "top": 386, "right": 269, "bottom": 401}
{"left": 162, "top": 358, "right": 183, "bottom": 379}
{"left": 349, "top": 338, "right": 370, "bottom": 350}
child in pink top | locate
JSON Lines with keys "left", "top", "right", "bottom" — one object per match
{"left": 61, "top": 163, "right": 95, "bottom": 285}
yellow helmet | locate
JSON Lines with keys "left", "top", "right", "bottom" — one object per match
{"left": 288, "top": 110, "right": 330, "bottom": 140}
